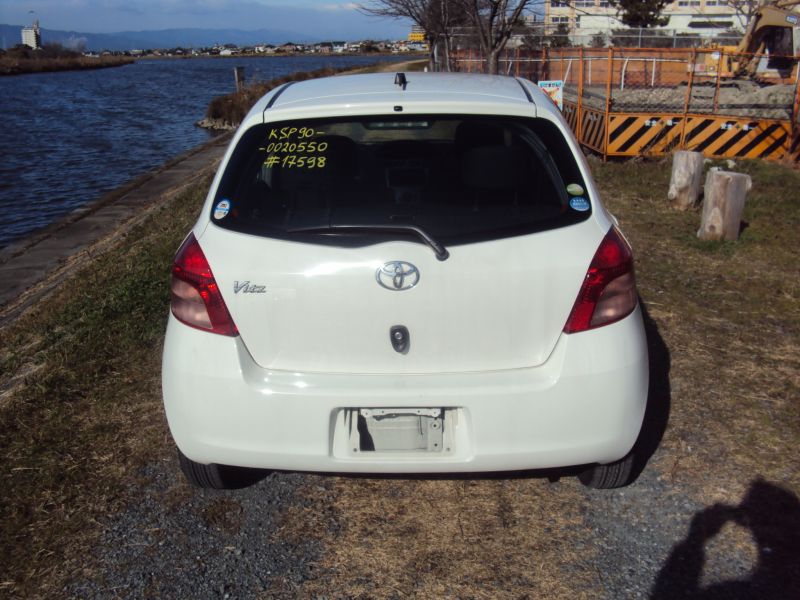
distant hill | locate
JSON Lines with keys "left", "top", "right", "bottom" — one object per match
{"left": 0, "top": 25, "right": 318, "bottom": 51}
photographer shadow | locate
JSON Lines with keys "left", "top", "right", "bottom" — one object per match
{"left": 651, "top": 478, "right": 800, "bottom": 599}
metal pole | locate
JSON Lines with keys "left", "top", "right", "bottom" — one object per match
{"left": 792, "top": 57, "right": 800, "bottom": 160}
{"left": 234, "top": 66, "right": 245, "bottom": 92}
{"left": 577, "top": 47, "right": 584, "bottom": 143}
{"left": 621, "top": 58, "right": 629, "bottom": 90}
{"left": 603, "top": 47, "right": 614, "bottom": 161}
{"left": 680, "top": 48, "right": 697, "bottom": 150}
{"left": 713, "top": 49, "right": 724, "bottom": 113}
{"left": 543, "top": 47, "right": 548, "bottom": 81}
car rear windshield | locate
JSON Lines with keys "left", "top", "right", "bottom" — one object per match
{"left": 211, "top": 115, "right": 591, "bottom": 246}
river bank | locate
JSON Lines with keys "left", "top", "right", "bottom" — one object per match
{"left": 0, "top": 54, "right": 134, "bottom": 76}
{"left": 0, "top": 133, "right": 231, "bottom": 324}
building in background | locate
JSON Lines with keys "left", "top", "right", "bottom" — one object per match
{"left": 544, "top": 0, "right": 745, "bottom": 37}
{"left": 21, "top": 19, "right": 42, "bottom": 50}
{"left": 408, "top": 25, "right": 426, "bottom": 42}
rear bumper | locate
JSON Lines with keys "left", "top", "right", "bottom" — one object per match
{"left": 162, "top": 306, "right": 649, "bottom": 473}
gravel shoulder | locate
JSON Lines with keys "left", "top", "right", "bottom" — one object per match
{"left": 67, "top": 462, "right": 317, "bottom": 600}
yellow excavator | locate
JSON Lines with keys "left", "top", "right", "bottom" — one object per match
{"left": 705, "top": 0, "right": 799, "bottom": 78}
{"left": 737, "top": 0, "right": 799, "bottom": 74}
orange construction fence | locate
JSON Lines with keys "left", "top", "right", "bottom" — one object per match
{"left": 453, "top": 47, "right": 800, "bottom": 162}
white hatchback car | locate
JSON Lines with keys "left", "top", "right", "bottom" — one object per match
{"left": 163, "top": 72, "right": 649, "bottom": 489}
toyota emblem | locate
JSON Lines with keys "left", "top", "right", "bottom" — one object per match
{"left": 376, "top": 261, "right": 419, "bottom": 291}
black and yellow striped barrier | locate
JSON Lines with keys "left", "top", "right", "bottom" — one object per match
{"left": 580, "top": 108, "right": 606, "bottom": 153}
{"left": 563, "top": 101, "right": 578, "bottom": 133}
{"left": 681, "top": 117, "right": 790, "bottom": 160}
{"left": 606, "top": 114, "right": 684, "bottom": 156}
{"left": 559, "top": 102, "right": 792, "bottom": 161}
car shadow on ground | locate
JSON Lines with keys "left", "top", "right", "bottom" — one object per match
{"left": 651, "top": 478, "right": 800, "bottom": 599}
{"left": 629, "top": 300, "right": 672, "bottom": 483}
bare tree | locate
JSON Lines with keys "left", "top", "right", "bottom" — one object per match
{"left": 360, "top": 0, "right": 462, "bottom": 70}
{"left": 719, "top": 0, "right": 761, "bottom": 29}
{"left": 456, "top": 0, "right": 535, "bottom": 74}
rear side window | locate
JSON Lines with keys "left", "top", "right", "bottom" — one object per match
{"left": 211, "top": 116, "right": 591, "bottom": 246}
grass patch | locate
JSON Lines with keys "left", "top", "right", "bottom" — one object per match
{"left": 0, "top": 177, "right": 208, "bottom": 598}
{"left": 591, "top": 157, "right": 800, "bottom": 497}
{"left": 0, "top": 55, "right": 134, "bottom": 76}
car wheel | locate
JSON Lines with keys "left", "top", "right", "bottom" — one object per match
{"left": 177, "top": 448, "right": 268, "bottom": 489}
{"left": 577, "top": 451, "right": 636, "bottom": 489}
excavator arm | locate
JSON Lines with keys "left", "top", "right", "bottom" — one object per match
{"left": 736, "top": 2, "right": 800, "bottom": 75}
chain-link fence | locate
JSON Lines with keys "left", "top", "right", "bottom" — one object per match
{"left": 446, "top": 27, "right": 743, "bottom": 52}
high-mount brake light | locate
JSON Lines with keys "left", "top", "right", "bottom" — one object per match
{"left": 170, "top": 233, "right": 238, "bottom": 336}
{"left": 563, "top": 227, "right": 638, "bottom": 334}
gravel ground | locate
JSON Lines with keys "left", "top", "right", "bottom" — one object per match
{"left": 576, "top": 466, "right": 800, "bottom": 599}
{"left": 68, "top": 457, "right": 321, "bottom": 600}
{"left": 66, "top": 454, "right": 799, "bottom": 599}
{"left": 567, "top": 81, "right": 795, "bottom": 119}
{"left": 577, "top": 467, "right": 707, "bottom": 599}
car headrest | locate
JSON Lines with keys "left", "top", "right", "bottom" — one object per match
{"left": 455, "top": 121, "right": 506, "bottom": 149}
{"left": 461, "top": 146, "right": 527, "bottom": 191}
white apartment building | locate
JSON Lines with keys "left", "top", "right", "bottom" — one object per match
{"left": 21, "top": 20, "right": 42, "bottom": 49}
{"left": 545, "top": 0, "right": 746, "bottom": 36}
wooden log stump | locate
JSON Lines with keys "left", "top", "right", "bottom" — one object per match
{"left": 668, "top": 150, "right": 705, "bottom": 210}
{"left": 697, "top": 169, "right": 752, "bottom": 241}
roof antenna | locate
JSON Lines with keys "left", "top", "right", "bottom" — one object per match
{"left": 394, "top": 72, "right": 407, "bottom": 90}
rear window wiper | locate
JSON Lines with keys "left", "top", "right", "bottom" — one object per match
{"left": 288, "top": 224, "right": 449, "bottom": 261}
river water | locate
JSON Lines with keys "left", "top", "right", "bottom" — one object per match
{"left": 0, "top": 55, "right": 407, "bottom": 249}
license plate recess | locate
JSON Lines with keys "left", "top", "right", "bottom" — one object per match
{"left": 349, "top": 408, "right": 447, "bottom": 453}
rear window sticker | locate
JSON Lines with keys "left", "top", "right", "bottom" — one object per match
{"left": 567, "top": 183, "right": 585, "bottom": 196}
{"left": 214, "top": 199, "right": 231, "bottom": 220}
{"left": 569, "top": 196, "right": 590, "bottom": 212}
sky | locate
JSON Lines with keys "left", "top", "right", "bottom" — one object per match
{"left": 0, "top": 0, "right": 410, "bottom": 38}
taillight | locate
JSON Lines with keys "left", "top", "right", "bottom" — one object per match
{"left": 170, "top": 233, "right": 238, "bottom": 336}
{"left": 563, "top": 227, "right": 638, "bottom": 334}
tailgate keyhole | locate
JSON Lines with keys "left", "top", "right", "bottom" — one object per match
{"left": 390, "top": 325, "right": 410, "bottom": 354}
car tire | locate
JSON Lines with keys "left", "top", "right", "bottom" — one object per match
{"left": 177, "top": 448, "right": 268, "bottom": 489}
{"left": 577, "top": 451, "right": 636, "bottom": 489}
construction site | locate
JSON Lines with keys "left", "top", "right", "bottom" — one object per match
{"left": 454, "top": 3, "right": 800, "bottom": 162}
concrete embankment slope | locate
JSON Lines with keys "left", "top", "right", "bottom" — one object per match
{"left": 0, "top": 133, "right": 232, "bottom": 326}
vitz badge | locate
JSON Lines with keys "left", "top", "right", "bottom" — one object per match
{"left": 234, "top": 281, "right": 266, "bottom": 294}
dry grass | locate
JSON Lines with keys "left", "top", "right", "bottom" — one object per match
{"left": 592, "top": 157, "right": 800, "bottom": 503}
{"left": 269, "top": 475, "right": 596, "bottom": 599}
{"left": 275, "top": 157, "right": 800, "bottom": 597}
{"left": 0, "top": 178, "right": 208, "bottom": 598}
